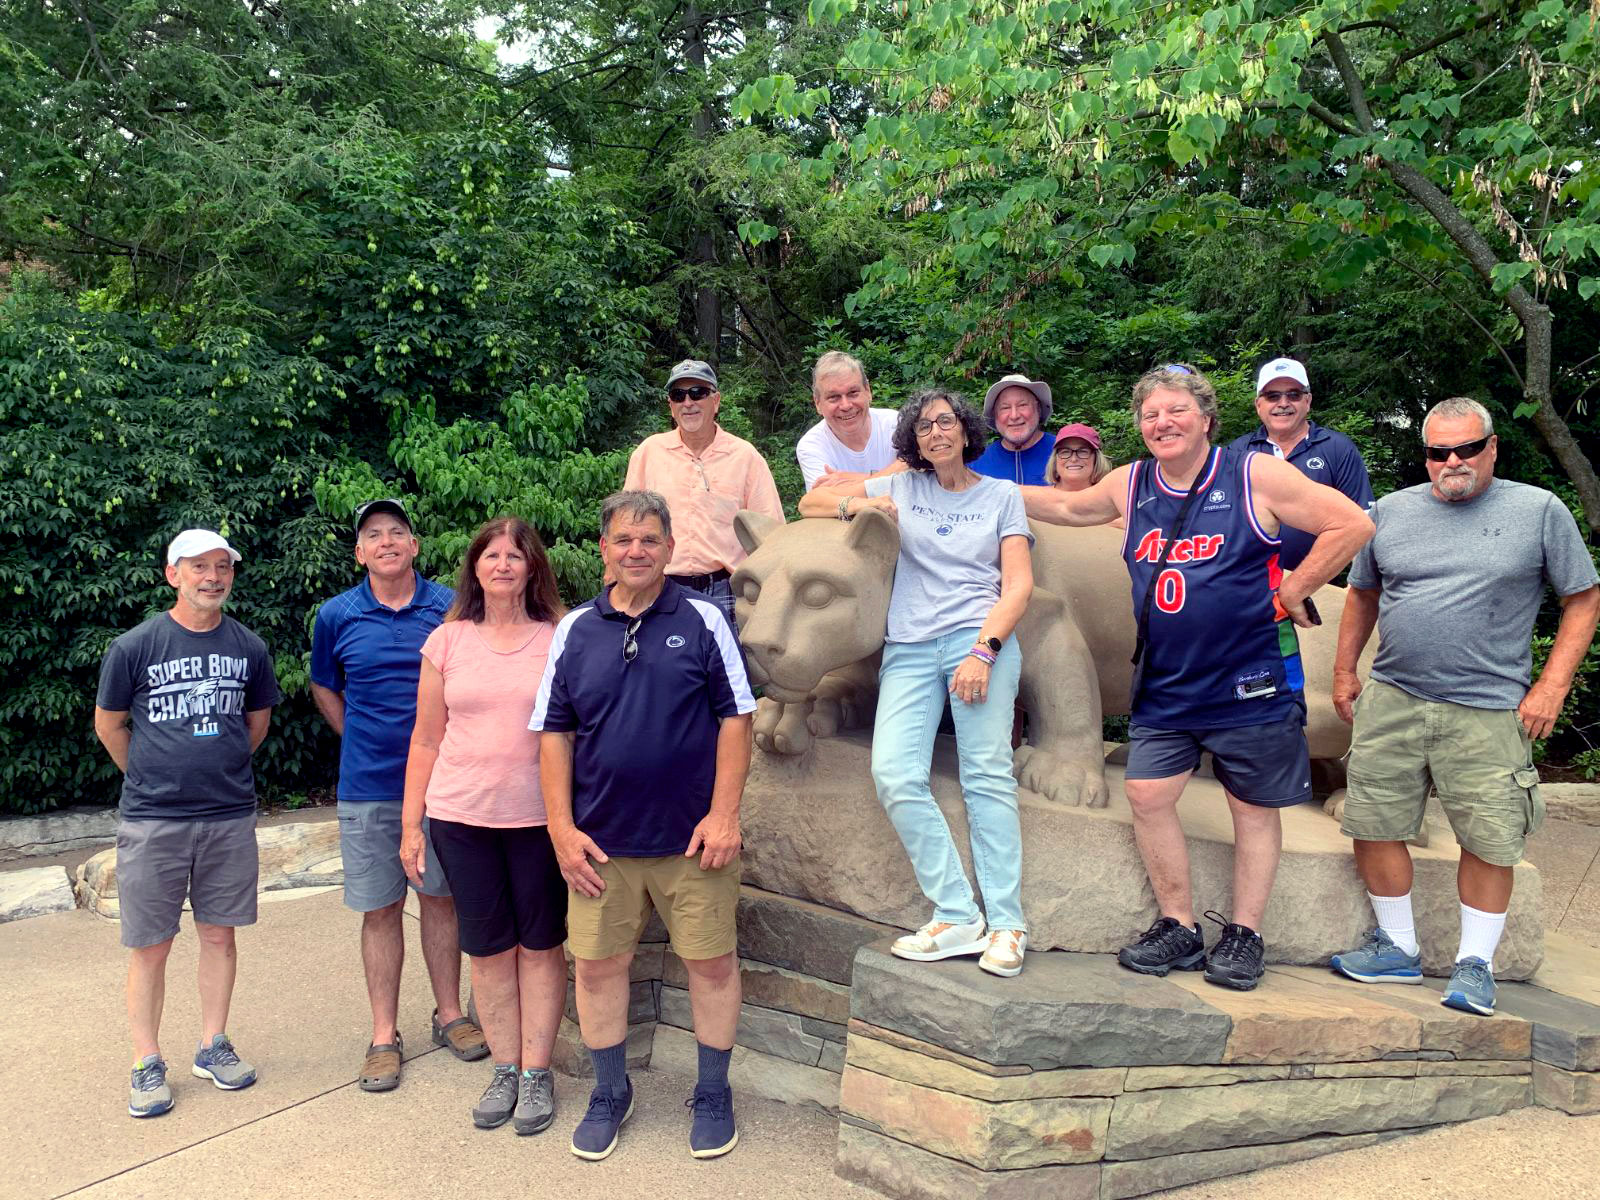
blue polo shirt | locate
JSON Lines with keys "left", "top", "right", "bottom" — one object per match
{"left": 1227, "top": 420, "right": 1374, "bottom": 569}
{"left": 529, "top": 579, "right": 756, "bottom": 857}
{"left": 310, "top": 572, "right": 454, "bottom": 803}
{"left": 970, "top": 435, "right": 1054, "bottom": 486}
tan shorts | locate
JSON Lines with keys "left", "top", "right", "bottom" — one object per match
{"left": 567, "top": 853, "right": 740, "bottom": 962}
{"left": 1341, "top": 679, "right": 1544, "bottom": 866}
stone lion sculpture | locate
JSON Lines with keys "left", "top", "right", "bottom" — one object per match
{"left": 731, "top": 509, "right": 1367, "bottom": 811}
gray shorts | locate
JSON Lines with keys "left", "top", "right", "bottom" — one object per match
{"left": 337, "top": 801, "right": 451, "bottom": 912}
{"left": 117, "top": 814, "right": 259, "bottom": 949}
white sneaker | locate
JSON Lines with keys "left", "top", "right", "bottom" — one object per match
{"left": 979, "top": 930, "right": 1027, "bottom": 977}
{"left": 891, "top": 917, "right": 988, "bottom": 962}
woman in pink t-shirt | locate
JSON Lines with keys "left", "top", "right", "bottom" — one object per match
{"left": 400, "top": 516, "right": 566, "bottom": 1135}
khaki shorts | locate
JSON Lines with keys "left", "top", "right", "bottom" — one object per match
{"left": 567, "top": 854, "right": 740, "bottom": 962}
{"left": 1341, "top": 680, "right": 1544, "bottom": 867}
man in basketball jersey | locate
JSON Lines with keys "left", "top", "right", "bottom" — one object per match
{"left": 1022, "top": 364, "right": 1373, "bottom": 989}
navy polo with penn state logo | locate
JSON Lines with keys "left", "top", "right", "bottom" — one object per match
{"left": 1228, "top": 419, "right": 1373, "bottom": 568}
{"left": 529, "top": 578, "right": 756, "bottom": 857}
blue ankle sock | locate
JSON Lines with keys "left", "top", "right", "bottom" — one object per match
{"left": 588, "top": 1040, "right": 628, "bottom": 1097}
{"left": 697, "top": 1041, "right": 732, "bottom": 1092}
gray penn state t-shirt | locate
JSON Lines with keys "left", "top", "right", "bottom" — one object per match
{"left": 865, "top": 470, "right": 1033, "bottom": 644}
{"left": 1349, "top": 479, "right": 1598, "bottom": 709}
{"left": 97, "top": 613, "right": 282, "bottom": 820}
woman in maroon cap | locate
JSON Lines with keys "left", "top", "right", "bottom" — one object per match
{"left": 1046, "top": 423, "right": 1113, "bottom": 491}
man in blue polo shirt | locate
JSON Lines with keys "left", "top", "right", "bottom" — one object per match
{"left": 531, "top": 489, "right": 756, "bottom": 1163}
{"left": 310, "top": 498, "right": 485, "bottom": 1093}
{"left": 1229, "top": 356, "right": 1374, "bottom": 569}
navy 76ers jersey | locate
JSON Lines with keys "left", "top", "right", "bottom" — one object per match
{"left": 1121, "top": 445, "right": 1304, "bottom": 729}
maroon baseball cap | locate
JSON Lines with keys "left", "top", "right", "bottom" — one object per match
{"left": 1054, "top": 423, "right": 1102, "bottom": 450}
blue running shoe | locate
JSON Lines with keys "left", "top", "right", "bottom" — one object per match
{"left": 687, "top": 1084, "right": 738, "bottom": 1159}
{"left": 1330, "top": 929, "right": 1423, "bottom": 984}
{"left": 129, "top": 1055, "right": 173, "bottom": 1118}
{"left": 192, "top": 1035, "right": 257, "bottom": 1090}
{"left": 571, "top": 1079, "right": 633, "bottom": 1161}
{"left": 1441, "top": 957, "right": 1497, "bottom": 1016}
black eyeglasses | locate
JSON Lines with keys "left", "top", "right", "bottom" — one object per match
{"left": 621, "top": 616, "right": 642, "bottom": 664}
{"left": 1261, "top": 388, "right": 1308, "bottom": 403}
{"left": 914, "top": 413, "right": 959, "bottom": 435}
{"left": 1424, "top": 436, "right": 1491, "bottom": 462}
{"left": 669, "top": 385, "right": 715, "bottom": 403}
{"left": 1056, "top": 446, "right": 1094, "bottom": 460}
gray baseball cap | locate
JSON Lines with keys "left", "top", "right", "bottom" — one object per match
{"left": 666, "top": 359, "right": 718, "bottom": 390}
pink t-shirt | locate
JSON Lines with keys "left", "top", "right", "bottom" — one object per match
{"left": 420, "top": 620, "right": 554, "bottom": 828}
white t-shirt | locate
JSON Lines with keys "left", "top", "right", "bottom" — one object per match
{"left": 796, "top": 408, "right": 899, "bottom": 490}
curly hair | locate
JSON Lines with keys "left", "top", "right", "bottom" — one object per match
{"left": 445, "top": 516, "right": 565, "bottom": 625}
{"left": 1131, "top": 363, "right": 1218, "bottom": 437}
{"left": 891, "top": 388, "right": 987, "bottom": 471}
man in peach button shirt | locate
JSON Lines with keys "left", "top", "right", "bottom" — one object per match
{"left": 623, "top": 360, "right": 785, "bottom": 626}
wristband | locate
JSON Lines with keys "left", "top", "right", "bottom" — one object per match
{"left": 838, "top": 496, "right": 852, "bottom": 521}
{"left": 968, "top": 647, "right": 996, "bottom": 666}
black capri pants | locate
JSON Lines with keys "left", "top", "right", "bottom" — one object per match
{"left": 427, "top": 819, "right": 568, "bottom": 956}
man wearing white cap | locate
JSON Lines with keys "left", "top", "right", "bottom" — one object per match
{"left": 94, "top": 529, "right": 282, "bottom": 1119}
{"left": 971, "top": 373, "right": 1056, "bottom": 486}
{"left": 1229, "top": 356, "right": 1373, "bottom": 569}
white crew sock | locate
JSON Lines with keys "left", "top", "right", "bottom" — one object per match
{"left": 1457, "top": 903, "right": 1508, "bottom": 970}
{"left": 1367, "top": 891, "right": 1419, "bottom": 956}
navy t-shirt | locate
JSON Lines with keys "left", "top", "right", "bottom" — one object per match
{"left": 529, "top": 579, "right": 757, "bottom": 856}
{"left": 970, "top": 435, "right": 1055, "bottom": 486}
{"left": 1227, "top": 421, "right": 1373, "bottom": 569}
{"left": 96, "top": 613, "right": 282, "bottom": 820}
{"left": 310, "top": 573, "right": 454, "bottom": 803}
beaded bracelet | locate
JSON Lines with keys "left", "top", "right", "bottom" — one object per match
{"left": 837, "top": 496, "right": 852, "bottom": 521}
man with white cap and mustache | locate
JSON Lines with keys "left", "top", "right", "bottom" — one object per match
{"left": 1230, "top": 355, "right": 1373, "bottom": 569}
{"left": 95, "top": 528, "right": 282, "bottom": 1118}
{"left": 971, "top": 373, "right": 1056, "bottom": 486}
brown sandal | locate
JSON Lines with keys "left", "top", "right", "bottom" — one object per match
{"left": 431, "top": 1009, "right": 489, "bottom": 1062}
{"left": 359, "top": 1034, "right": 403, "bottom": 1092}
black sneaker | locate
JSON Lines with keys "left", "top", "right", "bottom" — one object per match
{"left": 1203, "top": 912, "right": 1265, "bottom": 991}
{"left": 1118, "top": 916, "right": 1206, "bottom": 976}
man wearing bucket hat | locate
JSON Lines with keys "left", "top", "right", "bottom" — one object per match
{"left": 94, "top": 529, "right": 282, "bottom": 1118}
{"left": 1228, "top": 356, "right": 1373, "bottom": 569}
{"left": 972, "top": 373, "right": 1056, "bottom": 486}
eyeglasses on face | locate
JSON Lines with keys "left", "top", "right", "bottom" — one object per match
{"left": 669, "top": 385, "right": 715, "bottom": 403}
{"left": 1424, "top": 435, "right": 1491, "bottom": 462}
{"left": 1261, "top": 388, "right": 1308, "bottom": 403}
{"left": 1055, "top": 446, "right": 1095, "bottom": 460}
{"left": 622, "top": 616, "right": 642, "bottom": 664}
{"left": 914, "top": 413, "right": 960, "bottom": 436}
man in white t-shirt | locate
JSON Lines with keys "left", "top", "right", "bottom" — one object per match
{"left": 795, "top": 351, "right": 904, "bottom": 490}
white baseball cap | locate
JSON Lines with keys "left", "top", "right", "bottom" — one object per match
{"left": 166, "top": 529, "right": 241, "bottom": 566}
{"left": 1256, "top": 357, "right": 1310, "bottom": 393}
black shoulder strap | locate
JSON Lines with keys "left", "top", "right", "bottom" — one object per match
{"left": 1130, "top": 450, "right": 1213, "bottom": 667}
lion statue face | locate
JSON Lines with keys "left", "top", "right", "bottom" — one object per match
{"left": 731, "top": 509, "right": 899, "bottom": 703}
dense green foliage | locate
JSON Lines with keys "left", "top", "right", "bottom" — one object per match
{"left": 1, "top": 0, "right": 1595, "bottom": 812}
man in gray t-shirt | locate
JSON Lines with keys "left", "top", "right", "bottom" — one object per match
{"left": 94, "top": 529, "right": 282, "bottom": 1118}
{"left": 1329, "top": 398, "right": 1599, "bottom": 1017}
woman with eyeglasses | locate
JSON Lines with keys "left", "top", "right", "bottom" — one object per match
{"left": 401, "top": 516, "right": 567, "bottom": 1135}
{"left": 799, "top": 388, "right": 1035, "bottom": 977}
{"left": 1045, "top": 423, "right": 1114, "bottom": 492}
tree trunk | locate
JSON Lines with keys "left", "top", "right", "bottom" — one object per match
{"left": 685, "top": 4, "right": 721, "bottom": 361}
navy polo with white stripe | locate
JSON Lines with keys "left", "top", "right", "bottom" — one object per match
{"left": 529, "top": 578, "right": 757, "bottom": 857}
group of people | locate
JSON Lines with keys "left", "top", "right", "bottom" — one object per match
{"left": 93, "top": 349, "right": 1597, "bottom": 1164}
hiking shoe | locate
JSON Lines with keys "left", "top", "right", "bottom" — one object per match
{"left": 1442, "top": 956, "right": 1497, "bottom": 1016}
{"left": 192, "top": 1035, "right": 257, "bottom": 1090}
{"left": 129, "top": 1055, "right": 173, "bottom": 1118}
{"left": 1203, "top": 914, "right": 1266, "bottom": 991}
{"left": 687, "top": 1083, "right": 738, "bottom": 1159}
{"left": 571, "top": 1079, "right": 634, "bottom": 1160}
{"left": 978, "top": 929, "right": 1027, "bottom": 978}
{"left": 890, "top": 917, "right": 987, "bottom": 962}
{"left": 1118, "top": 916, "right": 1205, "bottom": 976}
{"left": 472, "top": 1063, "right": 520, "bottom": 1129}
{"left": 1331, "top": 929, "right": 1423, "bottom": 985}
{"left": 513, "top": 1067, "right": 556, "bottom": 1135}
{"left": 432, "top": 1009, "right": 489, "bottom": 1062}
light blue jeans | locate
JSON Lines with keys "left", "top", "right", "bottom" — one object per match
{"left": 870, "top": 627, "right": 1026, "bottom": 934}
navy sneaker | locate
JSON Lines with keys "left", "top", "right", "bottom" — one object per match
{"left": 1203, "top": 915, "right": 1266, "bottom": 991}
{"left": 571, "top": 1079, "right": 634, "bottom": 1160}
{"left": 1118, "top": 916, "right": 1205, "bottom": 976}
{"left": 1441, "top": 956, "right": 1497, "bottom": 1016}
{"left": 1331, "top": 929, "right": 1423, "bottom": 984}
{"left": 687, "top": 1083, "right": 738, "bottom": 1159}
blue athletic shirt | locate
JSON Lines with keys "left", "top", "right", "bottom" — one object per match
{"left": 529, "top": 579, "right": 757, "bottom": 857}
{"left": 1122, "top": 445, "right": 1304, "bottom": 730}
{"left": 1227, "top": 420, "right": 1373, "bottom": 569}
{"left": 970, "top": 435, "right": 1055, "bottom": 486}
{"left": 310, "top": 572, "right": 454, "bottom": 803}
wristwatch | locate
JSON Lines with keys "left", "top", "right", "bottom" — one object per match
{"left": 980, "top": 636, "right": 1002, "bottom": 654}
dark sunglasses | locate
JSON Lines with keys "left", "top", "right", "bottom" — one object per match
{"left": 1261, "top": 388, "right": 1308, "bottom": 403}
{"left": 1424, "top": 435, "right": 1491, "bottom": 462}
{"left": 622, "top": 615, "right": 642, "bottom": 664}
{"left": 669, "top": 384, "right": 715, "bottom": 403}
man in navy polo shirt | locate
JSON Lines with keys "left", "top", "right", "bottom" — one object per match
{"left": 1229, "top": 356, "right": 1374, "bottom": 569}
{"left": 310, "top": 498, "right": 485, "bottom": 1092}
{"left": 531, "top": 489, "right": 755, "bottom": 1163}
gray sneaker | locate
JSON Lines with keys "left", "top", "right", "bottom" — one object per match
{"left": 514, "top": 1067, "right": 556, "bottom": 1135}
{"left": 129, "top": 1055, "right": 173, "bottom": 1118}
{"left": 192, "top": 1035, "right": 257, "bottom": 1090}
{"left": 473, "top": 1063, "right": 520, "bottom": 1129}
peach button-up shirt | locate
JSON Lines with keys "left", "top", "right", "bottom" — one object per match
{"left": 623, "top": 426, "right": 785, "bottom": 576}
